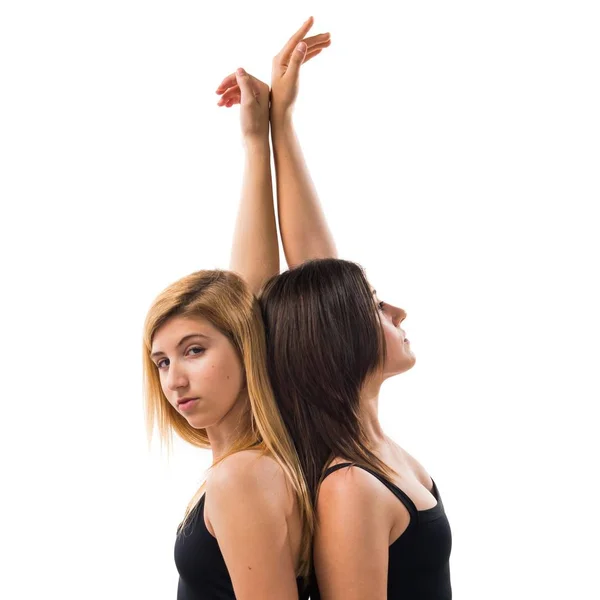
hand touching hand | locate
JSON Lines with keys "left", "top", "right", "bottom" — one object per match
{"left": 216, "top": 68, "right": 270, "bottom": 143}
{"left": 215, "top": 17, "right": 331, "bottom": 121}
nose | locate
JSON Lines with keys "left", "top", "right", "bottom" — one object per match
{"left": 391, "top": 306, "right": 407, "bottom": 328}
{"left": 166, "top": 359, "right": 189, "bottom": 392}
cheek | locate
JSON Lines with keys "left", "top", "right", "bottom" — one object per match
{"left": 158, "top": 373, "right": 174, "bottom": 406}
{"left": 383, "top": 322, "right": 401, "bottom": 350}
{"left": 194, "top": 352, "right": 244, "bottom": 397}
{"left": 382, "top": 323, "right": 408, "bottom": 368}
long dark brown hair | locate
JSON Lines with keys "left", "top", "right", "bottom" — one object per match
{"left": 259, "top": 258, "right": 397, "bottom": 505}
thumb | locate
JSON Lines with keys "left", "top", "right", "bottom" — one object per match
{"left": 286, "top": 42, "right": 307, "bottom": 79}
{"left": 235, "top": 68, "right": 257, "bottom": 101}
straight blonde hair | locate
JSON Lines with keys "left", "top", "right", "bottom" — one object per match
{"left": 142, "top": 269, "right": 314, "bottom": 580}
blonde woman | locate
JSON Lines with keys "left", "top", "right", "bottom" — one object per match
{"left": 142, "top": 21, "right": 330, "bottom": 600}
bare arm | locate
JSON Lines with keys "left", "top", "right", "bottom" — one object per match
{"left": 270, "top": 17, "right": 337, "bottom": 269}
{"left": 230, "top": 136, "right": 279, "bottom": 294}
{"left": 313, "top": 467, "right": 390, "bottom": 600}
{"left": 270, "top": 112, "right": 337, "bottom": 268}
{"left": 207, "top": 452, "right": 300, "bottom": 600}
{"left": 216, "top": 21, "right": 334, "bottom": 272}
{"left": 219, "top": 69, "right": 279, "bottom": 295}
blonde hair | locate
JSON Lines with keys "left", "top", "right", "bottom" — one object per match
{"left": 142, "top": 269, "right": 314, "bottom": 579}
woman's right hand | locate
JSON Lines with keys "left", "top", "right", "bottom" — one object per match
{"left": 270, "top": 16, "right": 331, "bottom": 119}
{"left": 216, "top": 68, "right": 270, "bottom": 143}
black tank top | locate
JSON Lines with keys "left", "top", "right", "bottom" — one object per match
{"left": 174, "top": 493, "right": 309, "bottom": 599}
{"left": 309, "top": 463, "right": 452, "bottom": 600}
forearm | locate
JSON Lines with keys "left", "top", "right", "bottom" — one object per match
{"left": 270, "top": 112, "right": 337, "bottom": 269}
{"left": 230, "top": 137, "right": 279, "bottom": 295}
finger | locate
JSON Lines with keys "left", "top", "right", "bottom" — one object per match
{"left": 235, "top": 67, "right": 255, "bottom": 101}
{"left": 279, "top": 16, "right": 314, "bottom": 59}
{"left": 218, "top": 92, "right": 241, "bottom": 106}
{"left": 303, "top": 48, "right": 323, "bottom": 64}
{"left": 215, "top": 73, "right": 237, "bottom": 93}
{"left": 304, "top": 37, "right": 331, "bottom": 53}
{"left": 235, "top": 68, "right": 262, "bottom": 103}
{"left": 302, "top": 32, "right": 331, "bottom": 50}
{"left": 218, "top": 82, "right": 262, "bottom": 107}
{"left": 229, "top": 74, "right": 261, "bottom": 96}
{"left": 217, "top": 85, "right": 241, "bottom": 105}
{"left": 217, "top": 72, "right": 265, "bottom": 95}
{"left": 216, "top": 81, "right": 253, "bottom": 97}
{"left": 217, "top": 95, "right": 237, "bottom": 107}
{"left": 285, "top": 41, "right": 308, "bottom": 81}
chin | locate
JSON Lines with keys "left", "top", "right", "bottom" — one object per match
{"left": 385, "top": 356, "right": 416, "bottom": 379}
{"left": 185, "top": 418, "right": 208, "bottom": 430}
{"left": 398, "top": 361, "right": 416, "bottom": 376}
{"left": 185, "top": 407, "right": 234, "bottom": 430}
{"left": 181, "top": 412, "right": 214, "bottom": 430}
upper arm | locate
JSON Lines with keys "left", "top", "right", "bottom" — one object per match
{"left": 313, "top": 467, "right": 390, "bottom": 600}
{"left": 207, "top": 453, "right": 298, "bottom": 600}
{"left": 234, "top": 270, "right": 271, "bottom": 298}
{"left": 229, "top": 139, "right": 280, "bottom": 297}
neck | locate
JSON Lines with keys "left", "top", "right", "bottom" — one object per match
{"left": 359, "top": 375, "right": 387, "bottom": 449}
{"left": 205, "top": 391, "right": 252, "bottom": 463}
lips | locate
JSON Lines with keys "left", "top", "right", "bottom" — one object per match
{"left": 177, "top": 397, "right": 198, "bottom": 406}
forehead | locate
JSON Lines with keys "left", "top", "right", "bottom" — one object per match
{"left": 151, "top": 315, "right": 216, "bottom": 348}
{"left": 366, "top": 278, "right": 382, "bottom": 299}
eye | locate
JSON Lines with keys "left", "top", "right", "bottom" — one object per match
{"left": 378, "top": 301, "right": 385, "bottom": 311}
{"left": 154, "top": 346, "right": 205, "bottom": 370}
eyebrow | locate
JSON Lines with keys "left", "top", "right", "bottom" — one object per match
{"left": 150, "top": 333, "right": 209, "bottom": 359}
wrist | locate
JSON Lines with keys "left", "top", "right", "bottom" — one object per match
{"left": 243, "top": 134, "right": 270, "bottom": 153}
{"left": 270, "top": 108, "right": 293, "bottom": 129}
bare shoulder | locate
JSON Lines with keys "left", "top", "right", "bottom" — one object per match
{"left": 314, "top": 463, "right": 391, "bottom": 599}
{"left": 209, "top": 449, "right": 287, "bottom": 490}
{"left": 207, "top": 449, "right": 292, "bottom": 512}
{"left": 317, "top": 462, "right": 390, "bottom": 517}
{"left": 205, "top": 449, "right": 303, "bottom": 599}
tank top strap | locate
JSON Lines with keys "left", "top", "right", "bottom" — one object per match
{"left": 322, "top": 462, "right": 355, "bottom": 478}
{"left": 321, "top": 462, "right": 418, "bottom": 520}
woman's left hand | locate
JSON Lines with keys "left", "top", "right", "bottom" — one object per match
{"left": 216, "top": 68, "right": 270, "bottom": 142}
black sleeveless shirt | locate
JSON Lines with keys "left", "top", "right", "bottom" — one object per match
{"left": 309, "top": 463, "right": 452, "bottom": 599}
{"left": 174, "top": 493, "right": 309, "bottom": 599}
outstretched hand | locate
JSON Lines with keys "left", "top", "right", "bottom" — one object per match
{"left": 215, "top": 16, "right": 331, "bottom": 119}
{"left": 271, "top": 17, "right": 331, "bottom": 118}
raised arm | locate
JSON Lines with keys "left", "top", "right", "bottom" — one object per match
{"left": 270, "top": 18, "right": 337, "bottom": 268}
{"left": 216, "top": 69, "right": 279, "bottom": 295}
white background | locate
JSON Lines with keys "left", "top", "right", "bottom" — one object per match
{"left": 1, "top": 1, "right": 598, "bottom": 598}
